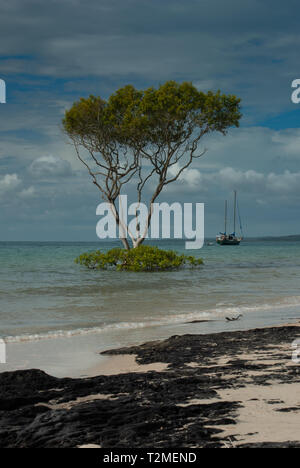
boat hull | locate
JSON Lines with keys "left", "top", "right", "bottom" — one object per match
{"left": 217, "top": 237, "right": 242, "bottom": 245}
{"left": 216, "top": 238, "right": 241, "bottom": 245}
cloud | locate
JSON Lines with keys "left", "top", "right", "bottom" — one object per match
{"left": 19, "top": 186, "right": 36, "bottom": 198}
{"left": 271, "top": 129, "right": 300, "bottom": 157}
{"left": 0, "top": 174, "right": 35, "bottom": 201}
{"left": 29, "top": 155, "right": 72, "bottom": 177}
{"left": 210, "top": 167, "right": 300, "bottom": 200}
{"left": 217, "top": 167, "right": 265, "bottom": 192}
{"left": 168, "top": 163, "right": 202, "bottom": 188}
{"left": 0, "top": 173, "right": 21, "bottom": 195}
{"left": 267, "top": 170, "right": 300, "bottom": 194}
{"left": 167, "top": 160, "right": 300, "bottom": 200}
{"left": 0, "top": 0, "right": 299, "bottom": 121}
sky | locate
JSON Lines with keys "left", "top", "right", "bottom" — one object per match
{"left": 1, "top": 0, "right": 300, "bottom": 241}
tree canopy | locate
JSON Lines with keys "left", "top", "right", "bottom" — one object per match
{"left": 63, "top": 81, "right": 241, "bottom": 249}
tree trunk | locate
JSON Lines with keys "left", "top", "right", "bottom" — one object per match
{"left": 121, "top": 237, "right": 130, "bottom": 250}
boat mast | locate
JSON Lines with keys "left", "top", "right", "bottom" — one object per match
{"left": 225, "top": 200, "right": 228, "bottom": 234}
{"left": 233, "top": 190, "right": 237, "bottom": 235}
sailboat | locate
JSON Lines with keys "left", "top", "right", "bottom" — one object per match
{"left": 216, "top": 191, "right": 243, "bottom": 246}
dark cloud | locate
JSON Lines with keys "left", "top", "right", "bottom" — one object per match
{"left": 0, "top": 0, "right": 299, "bottom": 120}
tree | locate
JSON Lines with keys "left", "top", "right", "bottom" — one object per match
{"left": 63, "top": 81, "right": 241, "bottom": 249}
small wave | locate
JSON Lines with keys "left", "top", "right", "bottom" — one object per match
{"left": 3, "top": 295, "right": 300, "bottom": 344}
{"left": 3, "top": 321, "right": 151, "bottom": 343}
{"left": 3, "top": 311, "right": 211, "bottom": 343}
{"left": 213, "top": 295, "right": 300, "bottom": 316}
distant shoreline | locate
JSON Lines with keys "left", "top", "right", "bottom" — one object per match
{"left": 1, "top": 234, "right": 300, "bottom": 243}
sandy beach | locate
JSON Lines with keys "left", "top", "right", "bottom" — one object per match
{"left": 97, "top": 321, "right": 300, "bottom": 447}
{"left": 0, "top": 322, "right": 299, "bottom": 448}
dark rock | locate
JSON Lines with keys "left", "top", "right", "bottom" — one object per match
{"left": 0, "top": 326, "right": 299, "bottom": 448}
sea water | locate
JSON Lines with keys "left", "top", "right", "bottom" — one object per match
{"left": 0, "top": 238, "right": 299, "bottom": 376}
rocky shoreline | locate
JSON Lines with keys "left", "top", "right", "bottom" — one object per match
{"left": 0, "top": 324, "right": 299, "bottom": 448}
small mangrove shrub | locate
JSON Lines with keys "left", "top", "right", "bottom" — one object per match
{"left": 75, "top": 245, "right": 203, "bottom": 272}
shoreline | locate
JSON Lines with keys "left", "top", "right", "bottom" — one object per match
{"left": 0, "top": 321, "right": 299, "bottom": 448}
{"left": 3, "top": 305, "right": 300, "bottom": 379}
{"left": 89, "top": 320, "right": 300, "bottom": 377}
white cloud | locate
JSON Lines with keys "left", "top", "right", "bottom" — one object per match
{"left": 168, "top": 163, "right": 202, "bottom": 188}
{"left": 0, "top": 174, "right": 21, "bottom": 195}
{"left": 0, "top": 174, "right": 36, "bottom": 201}
{"left": 29, "top": 155, "right": 72, "bottom": 177}
{"left": 213, "top": 167, "right": 300, "bottom": 200}
{"left": 266, "top": 170, "right": 300, "bottom": 194}
{"left": 218, "top": 167, "right": 265, "bottom": 191}
{"left": 19, "top": 186, "right": 36, "bottom": 198}
{"left": 167, "top": 161, "right": 300, "bottom": 201}
{"left": 271, "top": 130, "right": 300, "bottom": 158}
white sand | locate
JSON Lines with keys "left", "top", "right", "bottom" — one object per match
{"left": 86, "top": 353, "right": 169, "bottom": 377}
{"left": 79, "top": 322, "right": 300, "bottom": 446}
{"left": 179, "top": 337, "right": 300, "bottom": 446}
{"left": 214, "top": 382, "right": 300, "bottom": 445}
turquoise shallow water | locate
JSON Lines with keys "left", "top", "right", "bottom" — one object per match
{"left": 0, "top": 238, "right": 300, "bottom": 342}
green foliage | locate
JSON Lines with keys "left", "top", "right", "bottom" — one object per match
{"left": 75, "top": 245, "right": 203, "bottom": 272}
{"left": 63, "top": 81, "right": 241, "bottom": 149}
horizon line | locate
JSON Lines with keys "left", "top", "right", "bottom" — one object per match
{"left": 0, "top": 234, "right": 300, "bottom": 243}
